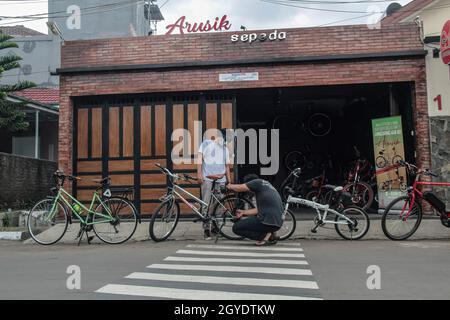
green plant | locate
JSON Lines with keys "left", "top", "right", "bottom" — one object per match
{"left": 0, "top": 32, "right": 36, "bottom": 132}
{"left": 1, "top": 212, "right": 10, "bottom": 228}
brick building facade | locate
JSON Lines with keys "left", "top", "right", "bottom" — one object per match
{"left": 57, "top": 23, "right": 429, "bottom": 214}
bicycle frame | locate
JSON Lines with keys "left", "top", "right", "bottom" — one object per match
{"left": 166, "top": 180, "right": 228, "bottom": 220}
{"left": 48, "top": 187, "right": 115, "bottom": 225}
{"left": 403, "top": 179, "right": 450, "bottom": 219}
{"left": 286, "top": 195, "right": 354, "bottom": 226}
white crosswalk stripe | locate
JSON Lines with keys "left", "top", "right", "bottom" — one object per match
{"left": 176, "top": 249, "right": 305, "bottom": 258}
{"left": 96, "top": 242, "right": 321, "bottom": 300}
{"left": 186, "top": 244, "right": 304, "bottom": 252}
{"left": 164, "top": 256, "right": 309, "bottom": 265}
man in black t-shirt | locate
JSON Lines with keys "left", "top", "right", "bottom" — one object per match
{"left": 226, "top": 174, "right": 284, "bottom": 246}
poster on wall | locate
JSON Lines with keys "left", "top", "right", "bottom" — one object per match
{"left": 372, "top": 116, "right": 408, "bottom": 210}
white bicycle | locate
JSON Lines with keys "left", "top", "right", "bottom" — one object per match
{"left": 286, "top": 185, "right": 370, "bottom": 240}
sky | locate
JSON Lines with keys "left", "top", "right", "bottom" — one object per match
{"left": 0, "top": 0, "right": 414, "bottom": 35}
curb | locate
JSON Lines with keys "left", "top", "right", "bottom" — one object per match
{"left": 0, "top": 231, "right": 30, "bottom": 241}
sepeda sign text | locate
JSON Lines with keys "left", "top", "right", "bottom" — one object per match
{"left": 231, "top": 30, "right": 287, "bottom": 43}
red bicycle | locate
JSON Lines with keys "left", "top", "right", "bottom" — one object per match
{"left": 381, "top": 160, "right": 450, "bottom": 240}
{"left": 343, "top": 147, "right": 374, "bottom": 210}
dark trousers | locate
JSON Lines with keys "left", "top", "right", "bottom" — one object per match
{"left": 232, "top": 217, "right": 280, "bottom": 241}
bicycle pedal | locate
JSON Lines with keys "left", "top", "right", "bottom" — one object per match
{"left": 87, "top": 236, "right": 95, "bottom": 244}
{"left": 310, "top": 229, "right": 318, "bottom": 234}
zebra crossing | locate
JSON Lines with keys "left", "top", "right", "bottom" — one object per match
{"left": 96, "top": 241, "right": 322, "bottom": 300}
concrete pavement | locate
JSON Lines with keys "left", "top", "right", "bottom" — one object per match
{"left": 2, "top": 239, "right": 450, "bottom": 300}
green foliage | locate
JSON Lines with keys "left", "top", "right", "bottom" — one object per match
{"left": 0, "top": 32, "right": 35, "bottom": 132}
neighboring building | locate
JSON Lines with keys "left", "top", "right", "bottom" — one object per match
{"left": 382, "top": 0, "right": 450, "bottom": 202}
{"left": 0, "top": 1, "right": 160, "bottom": 86}
{"left": 56, "top": 23, "right": 429, "bottom": 215}
{"left": 48, "top": 0, "right": 151, "bottom": 41}
{"left": 1, "top": 88, "right": 59, "bottom": 161}
{"left": 0, "top": 25, "right": 59, "bottom": 87}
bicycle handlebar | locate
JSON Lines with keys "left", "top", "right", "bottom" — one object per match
{"left": 396, "top": 161, "right": 438, "bottom": 177}
{"left": 155, "top": 164, "right": 198, "bottom": 182}
{"left": 54, "top": 170, "right": 81, "bottom": 181}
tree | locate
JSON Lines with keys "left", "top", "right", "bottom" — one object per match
{"left": 0, "top": 32, "right": 35, "bottom": 132}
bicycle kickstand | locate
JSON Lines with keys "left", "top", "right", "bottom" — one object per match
{"left": 310, "top": 223, "right": 319, "bottom": 234}
{"left": 76, "top": 227, "right": 85, "bottom": 246}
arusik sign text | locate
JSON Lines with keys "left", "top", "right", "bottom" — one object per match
{"left": 166, "top": 15, "right": 232, "bottom": 35}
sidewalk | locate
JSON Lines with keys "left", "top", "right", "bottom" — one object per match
{"left": 23, "top": 216, "right": 450, "bottom": 245}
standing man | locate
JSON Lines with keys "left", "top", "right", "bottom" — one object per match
{"left": 227, "top": 175, "right": 283, "bottom": 246}
{"left": 198, "top": 129, "right": 232, "bottom": 240}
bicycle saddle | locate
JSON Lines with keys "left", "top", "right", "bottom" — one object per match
{"left": 323, "top": 184, "right": 343, "bottom": 192}
{"left": 93, "top": 177, "right": 111, "bottom": 185}
{"left": 206, "top": 174, "right": 225, "bottom": 181}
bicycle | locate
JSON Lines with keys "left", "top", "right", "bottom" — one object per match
{"left": 149, "top": 164, "right": 297, "bottom": 242}
{"left": 381, "top": 161, "right": 450, "bottom": 241}
{"left": 27, "top": 171, "right": 139, "bottom": 245}
{"left": 378, "top": 165, "right": 407, "bottom": 193}
{"left": 376, "top": 147, "right": 404, "bottom": 169}
{"left": 286, "top": 185, "right": 370, "bottom": 240}
{"left": 343, "top": 147, "right": 374, "bottom": 210}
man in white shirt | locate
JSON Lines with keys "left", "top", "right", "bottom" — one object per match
{"left": 197, "top": 129, "right": 232, "bottom": 240}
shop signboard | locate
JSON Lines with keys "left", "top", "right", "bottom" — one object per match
{"left": 372, "top": 116, "right": 408, "bottom": 210}
{"left": 219, "top": 72, "right": 259, "bottom": 82}
{"left": 441, "top": 20, "right": 450, "bottom": 65}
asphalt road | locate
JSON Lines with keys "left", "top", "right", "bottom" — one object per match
{"left": 1, "top": 239, "right": 450, "bottom": 300}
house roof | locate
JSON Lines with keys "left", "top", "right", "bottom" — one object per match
{"left": 382, "top": 0, "right": 437, "bottom": 25}
{"left": 0, "top": 25, "right": 45, "bottom": 37}
{"left": 9, "top": 88, "right": 59, "bottom": 107}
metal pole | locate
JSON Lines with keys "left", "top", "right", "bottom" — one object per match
{"left": 35, "top": 110, "right": 39, "bottom": 159}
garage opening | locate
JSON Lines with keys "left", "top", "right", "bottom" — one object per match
{"left": 235, "top": 82, "right": 416, "bottom": 207}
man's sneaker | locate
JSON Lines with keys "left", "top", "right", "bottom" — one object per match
{"left": 204, "top": 230, "right": 212, "bottom": 240}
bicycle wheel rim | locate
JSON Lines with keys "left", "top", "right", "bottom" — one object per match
{"left": 92, "top": 198, "right": 138, "bottom": 244}
{"left": 382, "top": 197, "right": 422, "bottom": 240}
{"left": 335, "top": 206, "right": 370, "bottom": 240}
{"left": 345, "top": 183, "right": 373, "bottom": 209}
{"left": 214, "top": 196, "right": 252, "bottom": 240}
{"left": 27, "top": 199, "right": 68, "bottom": 245}
{"left": 279, "top": 210, "right": 296, "bottom": 240}
{"left": 150, "top": 200, "right": 180, "bottom": 242}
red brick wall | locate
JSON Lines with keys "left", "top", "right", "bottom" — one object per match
{"left": 59, "top": 23, "right": 430, "bottom": 178}
{"left": 61, "top": 24, "right": 423, "bottom": 69}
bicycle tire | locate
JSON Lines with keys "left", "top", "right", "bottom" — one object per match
{"left": 92, "top": 197, "right": 138, "bottom": 244}
{"left": 392, "top": 155, "right": 403, "bottom": 166}
{"left": 149, "top": 199, "right": 180, "bottom": 242}
{"left": 334, "top": 206, "right": 370, "bottom": 240}
{"left": 279, "top": 209, "right": 297, "bottom": 241}
{"left": 381, "top": 196, "right": 423, "bottom": 241}
{"left": 212, "top": 195, "right": 254, "bottom": 241}
{"left": 343, "top": 182, "right": 374, "bottom": 210}
{"left": 27, "top": 198, "right": 69, "bottom": 245}
{"left": 376, "top": 156, "right": 387, "bottom": 169}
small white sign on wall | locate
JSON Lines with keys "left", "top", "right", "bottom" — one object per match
{"left": 219, "top": 72, "right": 259, "bottom": 82}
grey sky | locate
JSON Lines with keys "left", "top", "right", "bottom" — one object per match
{"left": 0, "top": 0, "right": 413, "bottom": 34}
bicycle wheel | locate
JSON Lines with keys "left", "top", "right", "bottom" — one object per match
{"left": 343, "top": 182, "right": 374, "bottom": 210}
{"left": 381, "top": 196, "right": 422, "bottom": 240}
{"left": 279, "top": 209, "right": 297, "bottom": 240}
{"left": 335, "top": 206, "right": 370, "bottom": 240}
{"left": 376, "top": 156, "right": 387, "bottom": 168}
{"left": 149, "top": 199, "right": 180, "bottom": 242}
{"left": 284, "top": 151, "right": 306, "bottom": 172}
{"left": 392, "top": 155, "right": 403, "bottom": 166}
{"left": 212, "top": 195, "right": 254, "bottom": 240}
{"left": 92, "top": 197, "right": 138, "bottom": 244}
{"left": 27, "top": 199, "right": 69, "bottom": 245}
